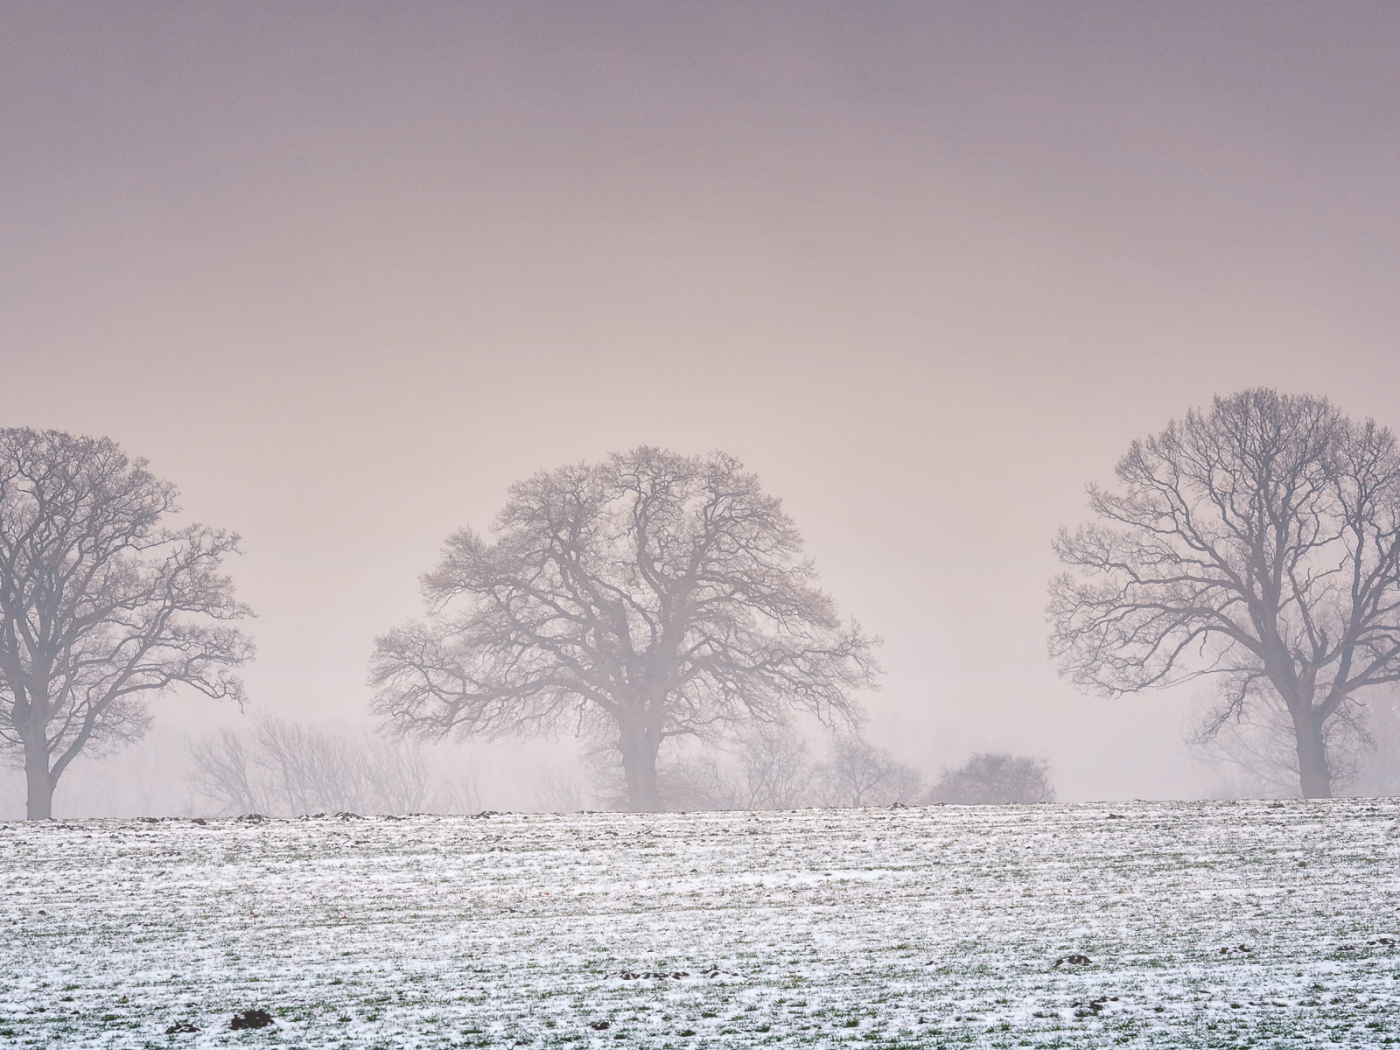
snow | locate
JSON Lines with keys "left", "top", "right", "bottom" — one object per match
{"left": 3, "top": 799, "right": 1400, "bottom": 1046}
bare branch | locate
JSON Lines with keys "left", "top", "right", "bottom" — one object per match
{"left": 1049, "top": 390, "right": 1400, "bottom": 797}
{"left": 371, "top": 447, "right": 879, "bottom": 811}
{"left": 0, "top": 429, "right": 254, "bottom": 818}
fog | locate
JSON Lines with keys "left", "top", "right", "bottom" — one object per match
{"left": 2, "top": 2, "right": 1398, "bottom": 816}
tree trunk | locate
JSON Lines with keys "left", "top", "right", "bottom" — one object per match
{"left": 1291, "top": 706, "right": 1333, "bottom": 799}
{"left": 24, "top": 737, "right": 54, "bottom": 820}
{"left": 618, "top": 722, "right": 662, "bottom": 812}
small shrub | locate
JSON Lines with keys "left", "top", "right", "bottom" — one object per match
{"left": 932, "top": 753, "right": 1054, "bottom": 804}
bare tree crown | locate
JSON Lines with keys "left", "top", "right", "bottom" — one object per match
{"left": 371, "top": 447, "right": 879, "bottom": 810}
{"left": 0, "top": 429, "right": 253, "bottom": 817}
{"left": 1049, "top": 389, "right": 1400, "bottom": 797}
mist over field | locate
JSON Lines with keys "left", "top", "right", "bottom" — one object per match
{"left": 8, "top": 8, "right": 1400, "bottom": 1048}
{"left": 2, "top": 3, "right": 1399, "bottom": 814}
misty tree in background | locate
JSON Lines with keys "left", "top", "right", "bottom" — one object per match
{"left": 813, "top": 730, "right": 925, "bottom": 807}
{"left": 622, "top": 720, "right": 817, "bottom": 811}
{"left": 1352, "top": 695, "right": 1400, "bottom": 797}
{"left": 1192, "top": 689, "right": 1400, "bottom": 799}
{"left": 1050, "top": 389, "right": 1400, "bottom": 799}
{"left": 0, "top": 430, "right": 252, "bottom": 819}
{"left": 1188, "top": 694, "right": 1369, "bottom": 798}
{"left": 729, "top": 720, "right": 817, "bottom": 810}
{"left": 586, "top": 721, "right": 920, "bottom": 811}
{"left": 187, "top": 714, "right": 431, "bottom": 815}
{"left": 370, "top": 447, "right": 879, "bottom": 811}
{"left": 932, "top": 753, "right": 1055, "bottom": 804}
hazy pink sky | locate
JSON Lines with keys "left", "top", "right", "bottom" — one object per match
{"left": 2, "top": 2, "right": 1398, "bottom": 800}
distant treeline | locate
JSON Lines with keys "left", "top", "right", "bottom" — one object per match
{"left": 185, "top": 714, "right": 1054, "bottom": 816}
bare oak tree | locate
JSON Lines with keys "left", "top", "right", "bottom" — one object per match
{"left": 0, "top": 430, "right": 253, "bottom": 818}
{"left": 370, "top": 447, "right": 878, "bottom": 811}
{"left": 1050, "top": 390, "right": 1400, "bottom": 798}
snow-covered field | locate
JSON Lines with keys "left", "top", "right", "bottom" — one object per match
{"left": 3, "top": 799, "right": 1400, "bottom": 1047}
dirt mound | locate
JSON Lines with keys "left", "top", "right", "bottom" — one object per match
{"left": 229, "top": 1009, "right": 275, "bottom": 1030}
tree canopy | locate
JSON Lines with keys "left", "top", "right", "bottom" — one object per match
{"left": 0, "top": 429, "right": 253, "bottom": 818}
{"left": 370, "top": 447, "right": 879, "bottom": 810}
{"left": 1049, "top": 389, "right": 1400, "bottom": 798}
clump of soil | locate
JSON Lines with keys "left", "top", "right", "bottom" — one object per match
{"left": 229, "top": 1009, "right": 275, "bottom": 1030}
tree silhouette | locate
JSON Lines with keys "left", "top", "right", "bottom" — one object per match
{"left": 1051, "top": 390, "right": 1400, "bottom": 798}
{"left": 371, "top": 447, "right": 878, "bottom": 811}
{"left": 0, "top": 430, "right": 252, "bottom": 818}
